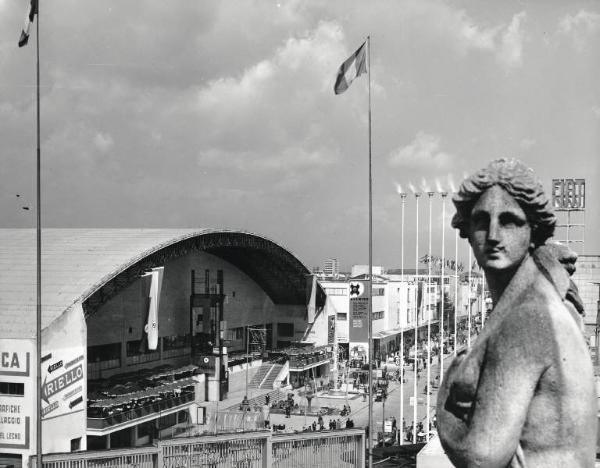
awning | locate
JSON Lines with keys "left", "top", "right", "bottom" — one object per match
{"left": 373, "top": 321, "right": 440, "bottom": 341}
{"left": 89, "top": 377, "right": 197, "bottom": 408}
{"left": 148, "top": 364, "right": 198, "bottom": 380}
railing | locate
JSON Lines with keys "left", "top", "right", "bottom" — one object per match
{"left": 87, "top": 393, "right": 195, "bottom": 430}
{"left": 272, "top": 430, "right": 364, "bottom": 468}
{"left": 29, "top": 429, "right": 366, "bottom": 468}
{"left": 29, "top": 446, "right": 158, "bottom": 468}
{"left": 126, "top": 352, "right": 160, "bottom": 366}
{"left": 161, "top": 432, "right": 267, "bottom": 468}
{"left": 289, "top": 353, "right": 332, "bottom": 370}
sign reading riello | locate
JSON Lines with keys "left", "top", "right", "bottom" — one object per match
{"left": 349, "top": 281, "right": 369, "bottom": 342}
{"left": 41, "top": 350, "right": 85, "bottom": 420}
{"left": 552, "top": 179, "right": 585, "bottom": 210}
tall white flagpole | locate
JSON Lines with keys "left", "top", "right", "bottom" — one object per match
{"left": 454, "top": 229, "right": 458, "bottom": 356}
{"left": 467, "top": 247, "right": 472, "bottom": 348}
{"left": 35, "top": 5, "right": 43, "bottom": 466}
{"left": 481, "top": 272, "right": 486, "bottom": 327}
{"left": 440, "top": 192, "right": 447, "bottom": 380}
{"left": 366, "top": 35, "right": 374, "bottom": 468}
{"left": 399, "top": 192, "right": 406, "bottom": 445}
{"left": 413, "top": 192, "right": 420, "bottom": 444}
{"left": 426, "top": 192, "right": 433, "bottom": 441}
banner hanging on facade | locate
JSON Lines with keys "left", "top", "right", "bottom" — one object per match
{"left": 348, "top": 281, "right": 369, "bottom": 342}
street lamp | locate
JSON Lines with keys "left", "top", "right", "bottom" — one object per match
{"left": 412, "top": 191, "right": 420, "bottom": 444}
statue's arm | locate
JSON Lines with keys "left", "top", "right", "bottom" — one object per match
{"left": 438, "top": 314, "right": 549, "bottom": 468}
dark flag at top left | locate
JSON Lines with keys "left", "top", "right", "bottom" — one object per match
{"left": 18, "top": 0, "right": 38, "bottom": 47}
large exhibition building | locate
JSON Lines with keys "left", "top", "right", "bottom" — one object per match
{"left": 0, "top": 229, "right": 330, "bottom": 466}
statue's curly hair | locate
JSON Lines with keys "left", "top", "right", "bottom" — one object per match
{"left": 451, "top": 158, "right": 556, "bottom": 247}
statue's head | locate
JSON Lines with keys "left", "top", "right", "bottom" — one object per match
{"left": 452, "top": 158, "right": 556, "bottom": 273}
{"left": 452, "top": 158, "right": 556, "bottom": 246}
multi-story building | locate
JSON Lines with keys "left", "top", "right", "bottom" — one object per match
{"left": 323, "top": 258, "right": 340, "bottom": 278}
{"left": 571, "top": 255, "right": 600, "bottom": 344}
{"left": 0, "top": 229, "right": 324, "bottom": 463}
{"left": 320, "top": 266, "right": 484, "bottom": 362}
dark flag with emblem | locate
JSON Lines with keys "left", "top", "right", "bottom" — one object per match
{"left": 18, "top": 0, "right": 38, "bottom": 47}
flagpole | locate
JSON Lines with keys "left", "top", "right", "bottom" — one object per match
{"left": 366, "top": 35, "right": 374, "bottom": 468}
{"left": 399, "top": 192, "right": 406, "bottom": 445}
{"left": 413, "top": 192, "right": 420, "bottom": 444}
{"left": 453, "top": 228, "right": 458, "bottom": 357}
{"left": 426, "top": 192, "right": 433, "bottom": 442}
{"left": 440, "top": 192, "right": 447, "bottom": 380}
{"left": 467, "top": 247, "right": 472, "bottom": 349}
{"left": 35, "top": 2, "right": 43, "bottom": 466}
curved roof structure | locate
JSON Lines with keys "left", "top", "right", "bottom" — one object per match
{"left": 0, "top": 229, "right": 312, "bottom": 339}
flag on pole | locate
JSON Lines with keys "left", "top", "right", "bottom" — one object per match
{"left": 18, "top": 0, "right": 38, "bottom": 47}
{"left": 334, "top": 41, "right": 367, "bottom": 94}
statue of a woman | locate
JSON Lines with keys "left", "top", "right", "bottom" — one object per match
{"left": 436, "top": 159, "right": 596, "bottom": 467}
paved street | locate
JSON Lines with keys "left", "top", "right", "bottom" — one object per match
{"left": 269, "top": 352, "right": 455, "bottom": 445}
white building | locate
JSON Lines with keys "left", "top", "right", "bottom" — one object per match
{"left": 320, "top": 269, "right": 483, "bottom": 362}
{"left": 323, "top": 258, "right": 340, "bottom": 278}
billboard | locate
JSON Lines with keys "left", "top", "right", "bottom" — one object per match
{"left": 0, "top": 339, "right": 34, "bottom": 450}
{"left": 41, "top": 348, "right": 85, "bottom": 420}
{"left": 349, "top": 281, "right": 369, "bottom": 342}
{"left": 552, "top": 179, "right": 585, "bottom": 210}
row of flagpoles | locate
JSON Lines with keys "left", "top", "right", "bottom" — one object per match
{"left": 334, "top": 38, "right": 488, "bottom": 464}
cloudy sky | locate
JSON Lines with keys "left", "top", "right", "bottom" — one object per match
{"left": 1, "top": 0, "right": 598, "bottom": 271}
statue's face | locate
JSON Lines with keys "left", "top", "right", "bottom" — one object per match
{"left": 468, "top": 185, "right": 532, "bottom": 273}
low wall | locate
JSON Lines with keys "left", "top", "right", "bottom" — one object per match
{"left": 30, "top": 428, "right": 366, "bottom": 468}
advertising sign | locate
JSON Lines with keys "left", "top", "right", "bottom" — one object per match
{"left": 0, "top": 399, "right": 30, "bottom": 448}
{"left": 552, "top": 179, "right": 585, "bottom": 210}
{"left": 41, "top": 348, "right": 85, "bottom": 420}
{"left": 349, "top": 281, "right": 369, "bottom": 342}
{"left": 327, "top": 315, "right": 335, "bottom": 345}
{"left": 0, "top": 339, "right": 33, "bottom": 449}
{"left": 197, "top": 355, "right": 216, "bottom": 375}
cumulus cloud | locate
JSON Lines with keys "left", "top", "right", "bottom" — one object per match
{"left": 519, "top": 138, "right": 536, "bottom": 150}
{"left": 558, "top": 10, "right": 600, "bottom": 50}
{"left": 388, "top": 132, "right": 454, "bottom": 170}
{"left": 424, "top": 6, "right": 527, "bottom": 70}
{"left": 192, "top": 20, "right": 347, "bottom": 175}
{"left": 93, "top": 132, "right": 114, "bottom": 153}
{"left": 497, "top": 12, "right": 527, "bottom": 69}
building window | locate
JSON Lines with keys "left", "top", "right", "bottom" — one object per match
{"left": 0, "top": 382, "right": 24, "bottom": 396}
{"left": 373, "top": 311, "right": 384, "bottom": 320}
{"left": 224, "top": 327, "right": 245, "bottom": 341}
{"left": 88, "top": 342, "right": 120, "bottom": 362}
{"left": 336, "top": 313, "right": 347, "bottom": 321}
{"left": 87, "top": 343, "right": 121, "bottom": 372}
{"left": 325, "top": 287, "right": 347, "bottom": 296}
{"left": 163, "top": 335, "right": 189, "bottom": 351}
{"left": 277, "top": 323, "right": 294, "bottom": 337}
{"left": 126, "top": 339, "right": 160, "bottom": 365}
{"left": 70, "top": 437, "right": 81, "bottom": 452}
{"left": 372, "top": 287, "right": 385, "bottom": 296}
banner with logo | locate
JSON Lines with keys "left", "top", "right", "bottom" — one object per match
{"left": 349, "top": 281, "right": 369, "bottom": 342}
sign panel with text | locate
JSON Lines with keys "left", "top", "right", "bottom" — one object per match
{"left": 349, "top": 281, "right": 369, "bottom": 342}
{"left": 40, "top": 348, "right": 85, "bottom": 420}
{"left": 552, "top": 179, "right": 585, "bottom": 210}
{"left": 0, "top": 339, "right": 34, "bottom": 449}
